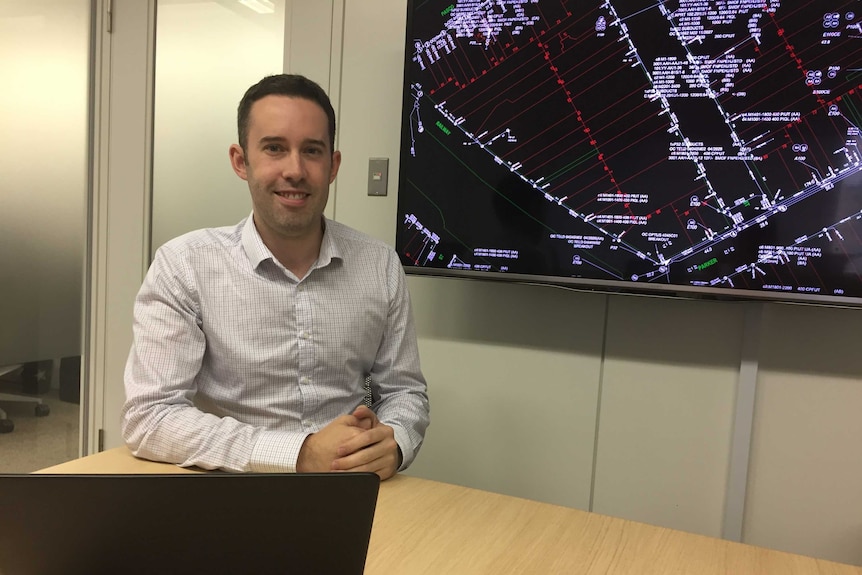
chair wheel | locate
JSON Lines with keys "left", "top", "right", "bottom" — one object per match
{"left": 0, "top": 419, "right": 13, "bottom": 433}
{"left": 35, "top": 404, "right": 50, "bottom": 417}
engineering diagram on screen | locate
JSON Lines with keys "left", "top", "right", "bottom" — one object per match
{"left": 398, "top": 0, "right": 862, "bottom": 299}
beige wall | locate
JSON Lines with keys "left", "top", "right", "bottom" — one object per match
{"left": 322, "top": 0, "right": 862, "bottom": 566}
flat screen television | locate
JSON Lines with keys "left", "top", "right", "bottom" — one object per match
{"left": 395, "top": 0, "right": 862, "bottom": 306}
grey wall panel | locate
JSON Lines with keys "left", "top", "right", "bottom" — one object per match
{"left": 592, "top": 295, "right": 745, "bottom": 538}
{"left": 406, "top": 277, "right": 605, "bottom": 510}
{"left": 744, "top": 303, "right": 862, "bottom": 566}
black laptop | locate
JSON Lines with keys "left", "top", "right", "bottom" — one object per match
{"left": 0, "top": 472, "right": 380, "bottom": 575}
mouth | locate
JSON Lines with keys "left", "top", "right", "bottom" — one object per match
{"left": 273, "top": 190, "right": 311, "bottom": 207}
{"left": 274, "top": 190, "right": 308, "bottom": 200}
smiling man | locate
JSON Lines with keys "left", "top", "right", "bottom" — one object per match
{"left": 121, "top": 75, "right": 429, "bottom": 479}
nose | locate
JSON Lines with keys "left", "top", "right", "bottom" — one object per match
{"left": 280, "top": 150, "right": 304, "bottom": 182}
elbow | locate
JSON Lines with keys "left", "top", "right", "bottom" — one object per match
{"left": 119, "top": 399, "right": 148, "bottom": 456}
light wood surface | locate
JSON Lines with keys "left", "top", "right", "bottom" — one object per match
{"left": 39, "top": 448, "right": 862, "bottom": 574}
{"left": 36, "top": 448, "right": 204, "bottom": 475}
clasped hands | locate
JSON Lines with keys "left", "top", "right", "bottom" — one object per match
{"left": 296, "top": 406, "right": 400, "bottom": 480}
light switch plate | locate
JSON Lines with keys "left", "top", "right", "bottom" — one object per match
{"left": 367, "top": 157, "right": 389, "bottom": 196}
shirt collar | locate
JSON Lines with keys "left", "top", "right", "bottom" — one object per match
{"left": 317, "top": 217, "right": 343, "bottom": 268}
{"left": 240, "top": 213, "right": 272, "bottom": 270}
{"left": 240, "top": 212, "right": 343, "bottom": 271}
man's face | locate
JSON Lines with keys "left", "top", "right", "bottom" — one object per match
{"left": 229, "top": 95, "right": 341, "bottom": 245}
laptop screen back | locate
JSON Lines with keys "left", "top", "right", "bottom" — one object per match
{"left": 0, "top": 472, "right": 380, "bottom": 575}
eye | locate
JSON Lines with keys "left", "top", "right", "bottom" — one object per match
{"left": 304, "top": 146, "right": 324, "bottom": 156}
{"left": 263, "top": 143, "right": 284, "bottom": 153}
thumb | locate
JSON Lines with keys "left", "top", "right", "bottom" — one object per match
{"left": 352, "top": 405, "right": 378, "bottom": 428}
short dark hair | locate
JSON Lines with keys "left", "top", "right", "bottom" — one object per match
{"left": 237, "top": 74, "right": 336, "bottom": 154}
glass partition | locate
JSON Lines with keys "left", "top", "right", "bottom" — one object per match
{"left": 152, "top": 0, "right": 286, "bottom": 254}
{"left": 0, "top": 0, "right": 90, "bottom": 470}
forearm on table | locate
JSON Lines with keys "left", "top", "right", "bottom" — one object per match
{"left": 121, "top": 401, "right": 309, "bottom": 473}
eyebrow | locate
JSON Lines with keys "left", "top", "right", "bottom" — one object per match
{"left": 257, "top": 136, "right": 328, "bottom": 149}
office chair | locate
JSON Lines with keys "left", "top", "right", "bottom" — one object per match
{"left": 0, "top": 364, "right": 51, "bottom": 434}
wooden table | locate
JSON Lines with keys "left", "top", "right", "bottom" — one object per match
{"left": 39, "top": 448, "right": 862, "bottom": 574}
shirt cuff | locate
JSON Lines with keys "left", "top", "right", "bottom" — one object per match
{"left": 249, "top": 429, "right": 310, "bottom": 472}
{"left": 391, "top": 424, "right": 413, "bottom": 472}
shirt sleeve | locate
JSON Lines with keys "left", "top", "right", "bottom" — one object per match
{"left": 370, "top": 248, "right": 431, "bottom": 471}
{"left": 120, "top": 244, "right": 309, "bottom": 473}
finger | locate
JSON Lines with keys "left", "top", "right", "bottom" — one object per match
{"left": 333, "top": 451, "right": 397, "bottom": 480}
{"left": 331, "top": 450, "right": 374, "bottom": 472}
{"left": 336, "top": 427, "right": 385, "bottom": 458}
{"left": 337, "top": 460, "right": 387, "bottom": 477}
{"left": 333, "top": 413, "right": 362, "bottom": 429}
{"left": 334, "top": 434, "right": 396, "bottom": 468}
{"left": 333, "top": 437, "right": 388, "bottom": 469}
{"left": 332, "top": 450, "right": 388, "bottom": 473}
{"left": 351, "top": 405, "right": 379, "bottom": 426}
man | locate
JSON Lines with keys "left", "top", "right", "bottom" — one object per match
{"left": 121, "top": 74, "right": 429, "bottom": 480}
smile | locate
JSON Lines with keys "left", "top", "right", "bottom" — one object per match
{"left": 274, "top": 191, "right": 309, "bottom": 201}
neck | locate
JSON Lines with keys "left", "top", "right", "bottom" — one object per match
{"left": 256, "top": 217, "right": 325, "bottom": 280}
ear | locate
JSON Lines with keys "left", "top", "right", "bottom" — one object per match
{"left": 329, "top": 150, "right": 342, "bottom": 184}
{"left": 229, "top": 144, "right": 249, "bottom": 180}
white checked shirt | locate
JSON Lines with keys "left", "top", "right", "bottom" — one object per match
{"left": 122, "top": 215, "right": 429, "bottom": 473}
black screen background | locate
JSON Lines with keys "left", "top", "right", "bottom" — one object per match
{"left": 396, "top": 1, "right": 862, "bottom": 304}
